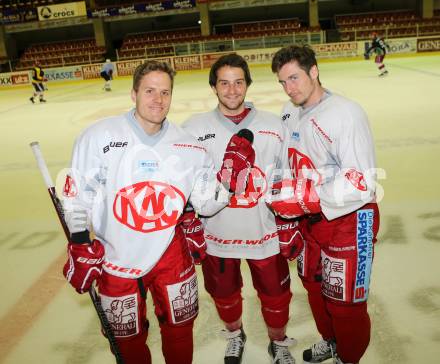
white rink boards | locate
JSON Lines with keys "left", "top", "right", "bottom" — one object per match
{"left": 0, "top": 54, "right": 439, "bottom": 363}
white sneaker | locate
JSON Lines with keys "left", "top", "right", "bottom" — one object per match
{"left": 302, "top": 339, "right": 336, "bottom": 363}
{"left": 268, "top": 336, "right": 297, "bottom": 363}
{"left": 222, "top": 327, "right": 246, "bottom": 364}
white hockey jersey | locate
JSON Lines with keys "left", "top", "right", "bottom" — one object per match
{"left": 281, "top": 91, "right": 377, "bottom": 220}
{"left": 182, "top": 102, "right": 290, "bottom": 259}
{"left": 64, "top": 109, "right": 229, "bottom": 279}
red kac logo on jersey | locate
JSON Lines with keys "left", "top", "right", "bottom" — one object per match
{"left": 229, "top": 166, "right": 267, "bottom": 208}
{"left": 63, "top": 175, "right": 77, "bottom": 197}
{"left": 288, "top": 147, "right": 322, "bottom": 184}
{"left": 113, "top": 181, "right": 185, "bottom": 232}
{"left": 345, "top": 169, "right": 367, "bottom": 191}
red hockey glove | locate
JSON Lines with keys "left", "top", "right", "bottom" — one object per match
{"left": 217, "top": 133, "right": 255, "bottom": 194}
{"left": 181, "top": 210, "right": 206, "bottom": 265}
{"left": 268, "top": 178, "right": 321, "bottom": 219}
{"left": 63, "top": 239, "right": 105, "bottom": 294}
{"left": 275, "top": 216, "right": 304, "bottom": 261}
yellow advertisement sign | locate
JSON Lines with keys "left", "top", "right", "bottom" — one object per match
{"left": 37, "top": 2, "right": 86, "bottom": 21}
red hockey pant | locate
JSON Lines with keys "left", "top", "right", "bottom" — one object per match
{"left": 202, "top": 253, "right": 292, "bottom": 329}
{"left": 298, "top": 203, "right": 380, "bottom": 363}
{"left": 99, "top": 229, "right": 198, "bottom": 364}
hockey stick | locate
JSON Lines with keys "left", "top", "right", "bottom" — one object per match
{"left": 29, "top": 141, "right": 124, "bottom": 364}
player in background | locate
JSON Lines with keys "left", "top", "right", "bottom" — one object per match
{"left": 61, "top": 60, "right": 255, "bottom": 364}
{"left": 270, "top": 45, "right": 380, "bottom": 364}
{"left": 183, "top": 54, "right": 302, "bottom": 364}
{"left": 364, "top": 32, "right": 390, "bottom": 77}
{"left": 101, "top": 58, "right": 114, "bottom": 91}
{"left": 29, "top": 60, "right": 47, "bottom": 103}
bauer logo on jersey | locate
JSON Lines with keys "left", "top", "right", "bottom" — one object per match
{"left": 113, "top": 181, "right": 185, "bottom": 232}
{"left": 197, "top": 133, "right": 215, "bottom": 142}
{"left": 100, "top": 293, "right": 139, "bottom": 337}
{"left": 354, "top": 209, "right": 374, "bottom": 302}
{"left": 103, "top": 141, "right": 128, "bottom": 154}
{"left": 167, "top": 272, "right": 198, "bottom": 324}
{"left": 345, "top": 168, "right": 367, "bottom": 191}
{"left": 321, "top": 252, "right": 347, "bottom": 301}
{"left": 63, "top": 175, "right": 77, "bottom": 197}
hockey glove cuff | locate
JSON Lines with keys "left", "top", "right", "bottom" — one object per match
{"left": 63, "top": 239, "right": 104, "bottom": 294}
{"left": 267, "top": 178, "right": 321, "bottom": 219}
{"left": 217, "top": 134, "right": 255, "bottom": 194}
{"left": 275, "top": 216, "right": 304, "bottom": 261}
{"left": 180, "top": 208, "right": 206, "bottom": 265}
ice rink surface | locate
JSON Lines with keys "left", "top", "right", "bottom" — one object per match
{"left": 0, "top": 54, "right": 439, "bottom": 364}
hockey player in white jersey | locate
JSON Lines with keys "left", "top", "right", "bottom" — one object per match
{"left": 269, "top": 45, "right": 380, "bottom": 364}
{"left": 183, "top": 54, "right": 302, "bottom": 364}
{"left": 61, "top": 60, "right": 255, "bottom": 364}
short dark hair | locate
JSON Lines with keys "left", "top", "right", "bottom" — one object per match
{"left": 271, "top": 45, "right": 318, "bottom": 75}
{"left": 133, "top": 60, "right": 176, "bottom": 92}
{"left": 209, "top": 53, "right": 252, "bottom": 87}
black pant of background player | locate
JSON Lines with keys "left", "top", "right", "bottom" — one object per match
{"left": 101, "top": 71, "right": 111, "bottom": 81}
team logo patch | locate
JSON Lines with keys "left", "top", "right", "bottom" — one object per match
{"left": 100, "top": 293, "right": 138, "bottom": 337}
{"left": 63, "top": 175, "right": 77, "bottom": 197}
{"left": 113, "top": 181, "right": 185, "bottom": 232}
{"left": 345, "top": 168, "right": 367, "bottom": 191}
{"left": 321, "top": 252, "right": 347, "bottom": 301}
{"left": 354, "top": 209, "right": 374, "bottom": 302}
{"left": 167, "top": 273, "right": 198, "bottom": 324}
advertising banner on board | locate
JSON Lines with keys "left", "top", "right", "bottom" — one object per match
{"left": 417, "top": 37, "right": 440, "bottom": 52}
{"left": 37, "top": 2, "right": 87, "bottom": 21}
{"left": 44, "top": 66, "right": 83, "bottom": 82}
{"left": 82, "top": 64, "right": 102, "bottom": 80}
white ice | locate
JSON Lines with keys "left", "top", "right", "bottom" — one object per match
{"left": 0, "top": 54, "right": 439, "bottom": 363}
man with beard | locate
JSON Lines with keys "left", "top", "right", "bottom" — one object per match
{"left": 269, "top": 45, "right": 380, "bottom": 364}
{"left": 61, "top": 60, "right": 255, "bottom": 364}
{"left": 183, "top": 54, "right": 303, "bottom": 364}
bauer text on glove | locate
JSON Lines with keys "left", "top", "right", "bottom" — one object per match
{"left": 275, "top": 216, "right": 304, "bottom": 261}
{"left": 181, "top": 209, "right": 206, "bottom": 265}
{"left": 63, "top": 239, "right": 104, "bottom": 294}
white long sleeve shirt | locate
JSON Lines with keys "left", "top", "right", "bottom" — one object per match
{"left": 183, "top": 102, "right": 290, "bottom": 259}
{"left": 281, "top": 91, "right": 377, "bottom": 220}
{"left": 63, "top": 109, "right": 229, "bottom": 278}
